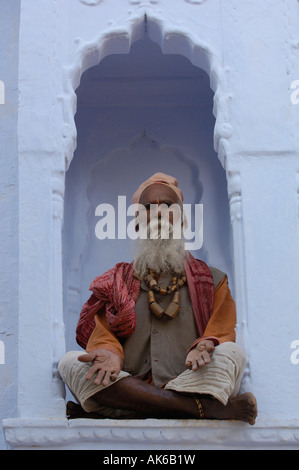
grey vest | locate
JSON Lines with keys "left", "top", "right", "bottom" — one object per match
{"left": 122, "top": 267, "right": 225, "bottom": 387}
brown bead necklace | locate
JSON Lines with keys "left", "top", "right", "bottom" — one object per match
{"left": 143, "top": 270, "right": 187, "bottom": 320}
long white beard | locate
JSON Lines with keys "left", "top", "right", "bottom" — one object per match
{"left": 133, "top": 218, "right": 186, "bottom": 279}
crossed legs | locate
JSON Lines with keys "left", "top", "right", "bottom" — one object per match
{"left": 58, "top": 342, "right": 258, "bottom": 425}
{"left": 90, "top": 375, "right": 257, "bottom": 424}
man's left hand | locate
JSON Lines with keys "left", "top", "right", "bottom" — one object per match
{"left": 185, "top": 339, "right": 215, "bottom": 371}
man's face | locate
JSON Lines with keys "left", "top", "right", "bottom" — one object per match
{"left": 133, "top": 183, "right": 186, "bottom": 277}
{"left": 138, "top": 183, "right": 183, "bottom": 239}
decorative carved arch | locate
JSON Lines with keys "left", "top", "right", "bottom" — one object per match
{"left": 59, "top": 8, "right": 250, "bottom": 370}
{"left": 61, "top": 12, "right": 232, "bottom": 171}
{"left": 60, "top": 12, "right": 248, "bottom": 358}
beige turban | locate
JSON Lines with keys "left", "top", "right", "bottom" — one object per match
{"left": 131, "top": 172, "right": 184, "bottom": 204}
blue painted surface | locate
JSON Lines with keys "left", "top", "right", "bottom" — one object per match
{"left": 0, "top": 0, "right": 20, "bottom": 450}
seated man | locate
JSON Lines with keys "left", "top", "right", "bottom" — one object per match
{"left": 58, "top": 172, "right": 257, "bottom": 424}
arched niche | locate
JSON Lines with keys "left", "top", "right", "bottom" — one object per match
{"left": 5, "top": 9, "right": 259, "bottom": 451}
{"left": 63, "top": 32, "right": 233, "bottom": 351}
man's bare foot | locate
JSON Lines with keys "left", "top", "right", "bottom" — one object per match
{"left": 200, "top": 392, "right": 257, "bottom": 425}
{"left": 66, "top": 400, "right": 142, "bottom": 420}
{"left": 66, "top": 401, "right": 103, "bottom": 419}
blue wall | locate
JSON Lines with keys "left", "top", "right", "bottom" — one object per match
{"left": 0, "top": 0, "right": 20, "bottom": 450}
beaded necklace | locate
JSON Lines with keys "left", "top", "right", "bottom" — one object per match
{"left": 143, "top": 270, "right": 187, "bottom": 320}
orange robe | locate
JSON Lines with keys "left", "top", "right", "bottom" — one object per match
{"left": 86, "top": 275, "right": 236, "bottom": 369}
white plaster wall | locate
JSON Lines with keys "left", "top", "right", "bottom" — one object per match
{"left": 0, "top": 0, "right": 20, "bottom": 450}
{"left": 1, "top": 0, "right": 299, "bottom": 450}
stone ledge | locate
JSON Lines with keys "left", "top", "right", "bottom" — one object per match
{"left": 3, "top": 417, "right": 299, "bottom": 450}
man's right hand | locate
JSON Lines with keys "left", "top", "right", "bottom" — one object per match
{"left": 78, "top": 349, "right": 122, "bottom": 387}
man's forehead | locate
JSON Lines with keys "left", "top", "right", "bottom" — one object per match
{"left": 139, "top": 183, "right": 181, "bottom": 203}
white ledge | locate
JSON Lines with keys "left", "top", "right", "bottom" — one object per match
{"left": 3, "top": 417, "right": 299, "bottom": 450}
